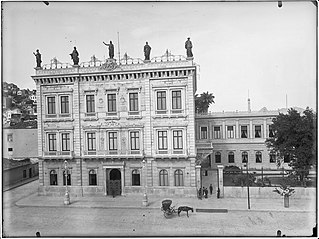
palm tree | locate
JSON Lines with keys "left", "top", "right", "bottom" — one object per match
{"left": 195, "top": 91, "right": 215, "bottom": 114}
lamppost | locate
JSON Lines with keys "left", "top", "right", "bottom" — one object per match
{"left": 142, "top": 159, "right": 148, "bottom": 207}
{"left": 246, "top": 161, "right": 250, "bottom": 209}
{"left": 64, "top": 160, "right": 70, "bottom": 205}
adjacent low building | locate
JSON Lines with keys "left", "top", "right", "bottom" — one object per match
{"left": 195, "top": 106, "right": 303, "bottom": 170}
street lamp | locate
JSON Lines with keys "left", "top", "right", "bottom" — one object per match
{"left": 142, "top": 159, "right": 148, "bottom": 207}
{"left": 246, "top": 161, "right": 250, "bottom": 209}
{"left": 64, "top": 160, "right": 70, "bottom": 205}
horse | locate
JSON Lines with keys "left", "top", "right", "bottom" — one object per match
{"left": 177, "top": 206, "right": 194, "bottom": 217}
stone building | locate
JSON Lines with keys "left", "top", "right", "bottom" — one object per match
{"left": 32, "top": 54, "right": 200, "bottom": 197}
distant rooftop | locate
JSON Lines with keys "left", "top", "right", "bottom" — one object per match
{"left": 3, "top": 120, "right": 37, "bottom": 129}
{"left": 196, "top": 107, "right": 306, "bottom": 118}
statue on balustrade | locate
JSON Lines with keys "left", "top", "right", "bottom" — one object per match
{"left": 185, "top": 37, "right": 193, "bottom": 58}
{"left": 70, "top": 47, "right": 79, "bottom": 65}
{"left": 144, "top": 42, "right": 151, "bottom": 61}
{"left": 103, "top": 40, "right": 114, "bottom": 59}
{"left": 33, "top": 49, "right": 42, "bottom": 68}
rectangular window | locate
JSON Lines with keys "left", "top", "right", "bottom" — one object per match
{"left": 108, "top": 132, "right": 118, "bottom": 151}
{"left": 86, "top": 95, "right": 95, "bottom": 113}
{"left": 213, "top": 126, "right": 221, "bottom": 139}
{"left": 215, "top": 153, "right": 221, "bottom": 163}
{"left": 7, "top": 134, "right": 13, "bottom": 142}
{"left": 173, "top": 130, "right": 183, "bottom": 149}
{"left": 200, "top": 127, "right": 208, "bottom": 139}
{"left": 129, "top": 93, "right": 138, "bottom": 112}
{"left": 241, "top": 126, "right": 248, "bottom": 138}
{"left": 23, "top": 170, "right": 27, "bottom": 178}
{"left": 87, "top": 133, "right": 96, "bottom": 151}
{"left": 130, "top": 132, "right": 140, "bottom": 150}
{"left": 8, "top": 148, "right": 13, "bottom": 152}
{"left": 48, "top": 134, "right": 57, "bottom": 151}
{"left": 172, "top": 90, "right": 182, "bottom": 109}
{"left": 47, "top": 97, "right": 56, "bottom": 115}
{"left": 227, "top": 126, "right": 234, "bottom": 138}
{"left": 157, "top": 91, "right": 166, "bottom": 111}
{"left": 89, "top": 170, "right": 97, "bottom": 186}
{"left": 107, "top": 94, "right": 117, "bottom": 112}
{"left": 270, "top": 152, "right": 276, "bottom": 163}
{"left": 158, "top": 131, "right": 168, "bottom": 150}
{"left": 255, "top": 125, "right": 262, "bottom": 138}
{"left": 60, "top": 96, "right": 69, "bottom": 114}
{"left": 61, "top": 133, "right": 70, "bottom": 151}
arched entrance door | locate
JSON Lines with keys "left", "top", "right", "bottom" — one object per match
{"left": 107, "top": 169, "right": 121, "bottom": 196}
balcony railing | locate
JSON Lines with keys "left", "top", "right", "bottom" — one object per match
{"left": 44, "top": 151, "right": 74, "bottom": 157}
{"left": 83, "top": 150, "right": 143, "bottom": 156}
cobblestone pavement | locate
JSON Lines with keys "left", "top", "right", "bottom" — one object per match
{"left": 2, "top": 180, "right": 317, "bottom": 237}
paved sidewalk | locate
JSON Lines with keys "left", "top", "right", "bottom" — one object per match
{"left": 16, "top": 192, "right": 316, "bottom": 213}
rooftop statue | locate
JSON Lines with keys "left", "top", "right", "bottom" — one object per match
{"left": 185, "top": 37, "right": 193, "bottom": 58}
{"left": 103, "top": 40, "right": 115, "bottom": 59}
{"left": 33, "top": 49, "right": 42, "bottom": 68}
{"left": 70, "top": 47, "right": 79, "bottom": 65}
{"left": 144, "top": 42, "right": 151, "bottom": 61}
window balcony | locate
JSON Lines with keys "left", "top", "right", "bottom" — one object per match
{"left": 83, "top": 150, "right": 143, "bottom": 156}
{"left": 43, "top": 151, "right": 74, "bottom": 157}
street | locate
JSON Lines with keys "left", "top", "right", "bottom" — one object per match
{"left": 2, "top": 181, "right": 316, "bottom": 237}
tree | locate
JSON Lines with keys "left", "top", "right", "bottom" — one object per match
{"left": 195, "top": 91, "right": 215, "bottom": 114}
{"left": 266, "top": 108, "right": 316, "bottom": 182}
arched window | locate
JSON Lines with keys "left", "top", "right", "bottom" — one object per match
{"left": 215, "top": 152, "right": 221, "bottom": 163}
{"left": 242, "top": 151, "right": 248, "bottom": 163}
{"left": 63, "top": 170, "right": 71, "bottom": 186}
{"left": 228, "top": 152, "right": 235, "bottom": 163}
{"left": 132, "top": 169, "right": 140, "bottom": 186}
{"left": 89, "top": 169, "right": 97, "bottom": 185}
{"left": 174, "top": 169, "right": 184, "bottom": 186}
{"left": 159, "top": 169, "right": 168, "bottom": 186}
{"left": 50, "top": 170, "right": 57, "bottom": 185}
{"left": 256, "top": 151, "right": 262, "bottom": 163}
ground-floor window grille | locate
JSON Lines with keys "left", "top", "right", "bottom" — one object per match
{"left": 159, "top": 169, "right": 168, "bottom": 186}
{"left": 174, "top": 169, "right": 184, "bottom": 186}
{"left": 132, "top": 169, "right": 140, "bottom": 186}
{"left": 50, "top": 170, "right": 58, "bottom": 185}
{"left": 89, "top": 169, "right": 97, "bottom": 185}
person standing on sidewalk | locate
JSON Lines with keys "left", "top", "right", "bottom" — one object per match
{"left": 217, "top": 188, "right": 220, "bottom": 198}
{"left": 209, "top": 184, "right": 213, "bottom": 195}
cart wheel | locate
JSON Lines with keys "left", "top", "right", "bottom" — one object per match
{"left": 164, "top": 211, "right": 170, "bottom": 218}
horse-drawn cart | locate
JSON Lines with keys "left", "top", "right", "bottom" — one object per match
{"left": 161, "top": 199, "right": 176, "bottom": 218}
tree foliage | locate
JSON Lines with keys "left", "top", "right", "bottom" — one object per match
{"left": 266, "top": 108, "right": 316, "bottom": 181}
{"left": 195, "top": 91, "right": 215, "bottom": 114}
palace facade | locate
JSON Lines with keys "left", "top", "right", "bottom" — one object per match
{"left": 32, "top": 54, "right": 200, "bottom": 197}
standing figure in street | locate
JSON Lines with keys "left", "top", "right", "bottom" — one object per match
{"left": 209, "top": 184, "right": 213, "bottom": 195}
{"left": 217, "top": 187, "right": 220, "bottom": 198}
{"left": 185, "top": 37, "right": 193, "bottom": 58}
{"left": 103, "top": 40, "right": 114, "bottom": 59}
{"left": 36, "top": 231, "right": 41, "bottom": 237}
{"left": 144, "top": 42, "right": 151, "bottom": 61}
{"left": 70, "top": 47, "right": 79, "bottom": 65}
{"left": 33, "top": 49, "right": 42, "bottom": 68}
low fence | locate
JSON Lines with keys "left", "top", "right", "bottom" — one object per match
{"left": 223, "top": 167, "right": 317, "bottom": 188}
{"left": 224, "top": 186, "right": 316, "bottom": 199}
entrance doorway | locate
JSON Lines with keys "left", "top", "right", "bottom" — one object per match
{"left": 107, "top": 169, "right": 121, "bottom": 196}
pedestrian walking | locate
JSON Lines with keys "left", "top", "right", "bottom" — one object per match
{"left": 209, "top": 184, "right": 213, "bottom": 195}
{"left": 204, "top": 188, "right": 208, "bottom": 198}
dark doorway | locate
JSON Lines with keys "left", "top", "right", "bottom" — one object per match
{"left": 107, "top": 169, "right": 121, "bottom": 196}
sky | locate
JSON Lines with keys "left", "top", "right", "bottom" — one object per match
{"left": 2, "top": 1, "right": 317, "bottom": 112}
